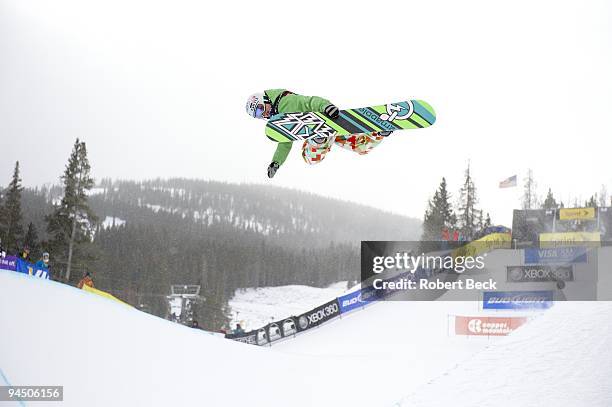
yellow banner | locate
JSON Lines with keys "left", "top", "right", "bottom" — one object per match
{"left": 539, "top": 232, "right": 600, "bottom": 247}
{"left": 559, "top": 207, "right": 596, "bottom": 220}
{"left": 82, "top": 284, "right": 132, "bottom": 307}
{"left": 452, "top": 232, "right": 512, "bottom": 258}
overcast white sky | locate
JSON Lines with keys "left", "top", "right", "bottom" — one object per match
{"left": 1, "top": 0, "right": 611, "bottom": 226}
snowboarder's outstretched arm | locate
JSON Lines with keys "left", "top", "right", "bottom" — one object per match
{"left": 272, "top": 142, "right": 292, "bottom": 166}
{"left": 268, "top": 142, "right": 292, "bottom": 178}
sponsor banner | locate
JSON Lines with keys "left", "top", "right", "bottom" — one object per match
{"left": 280, "top": 317, "right": 298, "bottom": 337}
{"left": 266, "top": 317, "right": 298, "bottom": 344}
{"left": 225, "top": 330, "right": 258, "bottom": 345}
{"left": 451, "top": 232, "right": 511, "bottom": 258}
{"left": 0, "top": 255, "right": 18, "bottom": 271}
{"left": 256, "top": 328, "right": 269, "bottom": 345}
{"left": 507, "top": 265, "right": 574, "bottom": 282}
{"left": 559, "top": 207, "right": 596, "bottom": 221}
{"left": 296, "top": 299, "right": 340, "bottom": 332}
{"left": 524, "top": 246, "right": 587, "bottom": 265}
{"left": 340, "top": 271, "right": 420, "bottom": 313}
{"left": 14, "top": 258, "right": 50, "bottom": 279}
{"left": 266, "top": 322, "right": 283, "bottom": 343}
{"left": 338, "top": 286, "right": 378, "bottom": 313}
{"left": 455, "top": 316, "right": 527, "bottom": 336}
{"left": 483, "top": 290, "right": 553, "bottom": 310}
{"left": 539, "top": 232, "right": 600, "bottom": 247}
{"left": 81, "top": 285, "right": 132, "bottom": 307}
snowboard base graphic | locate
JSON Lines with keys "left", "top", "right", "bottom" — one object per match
{"left": 265, "top": 100, "right": 436, "bottom": 143}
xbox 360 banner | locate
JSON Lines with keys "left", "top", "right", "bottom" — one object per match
{"left": 296, "top": 299, "right": 340, "bottom": 332}
{"left": 507, "top": 265, "right": 574, "bottom": 282}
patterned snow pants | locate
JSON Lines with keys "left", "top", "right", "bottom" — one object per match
{"left": 301, "top": 133, "right": 385, "bottom": 165}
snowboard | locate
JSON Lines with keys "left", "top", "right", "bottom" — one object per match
{"left": 265, "top": 100, "right": 436, "bottom": 143}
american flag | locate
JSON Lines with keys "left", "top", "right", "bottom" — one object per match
{"left": 499, "top": 175, "right": 517, "bottom": 188}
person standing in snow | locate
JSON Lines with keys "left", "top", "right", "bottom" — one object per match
{"left": 19, "top": 245, "right": 31, "bottom": 262}
{"left": 77, "top": 271, "right": 94, "bottom": 289}
{"left": 245, "top": 89, "right": 388, "bottom": 178}
{"left": 33, "top": 252, "right": 51, "bottom": 280}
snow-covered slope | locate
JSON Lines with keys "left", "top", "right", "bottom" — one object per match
{"left": 0, "top": 271, "right": 494, "bottom": 407}
{"left": 2, "top": 262, "right": 611, "bottom": 407}
{"left": 228, "top": 282, "right": 347, "bottom": 330}
{"left": 0, "top": 271, "right": 329, "bottom": 407}
{"left": 394, "top": 301, "right": 612, "bottom": 407}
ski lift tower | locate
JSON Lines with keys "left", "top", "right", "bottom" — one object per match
{"left": 166, "top": 285, "right": 204, "bottom": 325}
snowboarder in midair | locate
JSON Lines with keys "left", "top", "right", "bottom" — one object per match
{"left": 246, "top": 89, "right": 387, "bottom": 178}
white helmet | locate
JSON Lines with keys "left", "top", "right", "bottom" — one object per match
{"left": 245, "top": 92, "right": 266, "bottom": 119}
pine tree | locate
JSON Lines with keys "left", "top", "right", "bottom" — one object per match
{"left": 522, "top": 169, "right": 538, "bottom": 209}
{"left": 23, "top": 222, "right": 41, "bottom": 260}
{"left": 457, "top": 163, "right": 481, "bottom": 241}
{"left": 585, "top": 195, "right": 597, "bottom": 208}
{"left": 46, "top": 139, "right": 98, "bottom": 283}
{"left": 542, "top": 188, "right": 558, "bottom": 209}
{"left": 0, "top": 162, "right": 25, "bottom": 252}
{"left": 599, "top": 185, "right": 608, "bottom": 208}
{"left": 422, "top": 178, "right": 456, "bottom": 241}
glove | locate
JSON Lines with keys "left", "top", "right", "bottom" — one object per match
{"left": 324, "top": 104, "right": 339, "bottom": 119}
{"left": 378, "top": 131, "right": 394, "bottom": 137}
{"left": 267, "top": 161, "right": 280, "bottom": 178}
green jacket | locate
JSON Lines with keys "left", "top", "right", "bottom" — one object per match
{"left": 265, "top": 89, "right": 333, "bottom": 166}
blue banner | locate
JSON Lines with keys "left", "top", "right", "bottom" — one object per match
{"left": 0, "top": 255, "right": 18, "bottom": 272}
{"left": 483, "top": 290, "right": 553, "bottom": 310}
{"left": 524, "top": 246, "right": 587, "bottom": 265}
{"left": 15, "top": 258, "right": 50, "bottom": 279}
{"left": 338, "top": 286, "right": 378, "bottom": 313}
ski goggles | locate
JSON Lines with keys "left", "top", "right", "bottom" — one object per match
{"left": 254, "top": 104, "right": 265, "bottom": 119}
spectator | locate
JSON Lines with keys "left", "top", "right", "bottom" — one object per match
{"left": 233, "top": 323, "right": 245, "bottom": 335}
{"left": 191, "top": 320, "right": 203, "bottom": 330}
{"left": 77, "top": 272, "right": 94, "bottom": 289}
{"left": 0, "top": 238, "right": 6, "bottom": 259}
{"left": 452, "top": 229, "right": 459, "bottom": 242}
{"left": 33, "top": 252, "right": 51, "bottom": 280}
{"left": 19, "top": 245, "right": 31, "bottom": 262}
{"left": 34, "top": 252, "right": 50, "bottom": 269}
{"left": 441, "top": 227, "right": 450, "bottom": 241}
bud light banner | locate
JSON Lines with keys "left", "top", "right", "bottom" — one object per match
{"left": 296, "top": 299, "right": 340, "bottom": 332}
{"left": 0, "top": 255, "right": 18, "bottom": 272}
{"left": 483, "top": 290, "right": 553, "bottom": 310}
{"left": 524, "top": 247, "right": 587, "bottom": 265}
{"left": 337, "top": 286, "right": 378, "bottom": 314}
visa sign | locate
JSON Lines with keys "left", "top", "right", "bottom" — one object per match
{"left": 524, "top": 246, "right": 587, "bottom": 265}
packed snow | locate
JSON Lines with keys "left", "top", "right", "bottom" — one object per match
{"left": 1, "top": 246, "right": 611, "bottom": 407}
{"left": 394, "top": 301, "right": 612, "bottom": 407}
